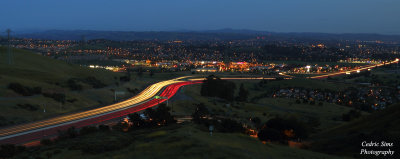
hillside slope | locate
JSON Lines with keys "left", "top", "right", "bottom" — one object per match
{"left": 0, "top": 47, "right": 116, "bottom": 84}
{"left": 310, "top": 103, "right": 400, "bottom": 158}
{"left": 0, "top": 47, "right": 123, "bottom": 126}
{"left": 14, "top": 123, "right": 351, "bottom": 159}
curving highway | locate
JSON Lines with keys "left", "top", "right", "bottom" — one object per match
{"left": 0, "top": 58, "right": 398, "bottom": 145}
{"left": 0, "top": 76, "right": 194, "bottom": 143}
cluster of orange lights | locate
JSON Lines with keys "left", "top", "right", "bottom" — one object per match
{"left": 247, "top": 128, "right": 258, "bottom": 138}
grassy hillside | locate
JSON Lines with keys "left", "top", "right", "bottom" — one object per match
{"left": 0, "top": 47, "right": 116, "bottom": 83}
{"left": 14, "top": 123, "right": 351, "bottom": 159}
{"left": 0, "top": 47, "right": 139, "bottom": 126}
{"left": 310, "top": 103, "right": 400, "bottom": 157}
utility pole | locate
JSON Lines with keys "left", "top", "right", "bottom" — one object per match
{"left": 6, "top": 29, "right": 13, "bottom": 65}
{"left": 42, "top": 103, "right": 46, "bottom": 138}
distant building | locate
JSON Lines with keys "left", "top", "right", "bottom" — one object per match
{"left": 191, "top": 68, "right": 218, "bottom": 72}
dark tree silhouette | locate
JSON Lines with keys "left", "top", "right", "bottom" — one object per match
{"left": 192, "top": 103, "right": 210, "bottom": 124}
{"left": 128, "top": 113, "right": 145, "bottom": 128}
{"left": 258, "top": 128, "right": 284, "bottom": 142}
{"left": 237, "top": 83, "right": 249, "bottom": 102}
{"left": 258, "top": 117, "right": 309, "bottom": 142}
{"left": 201, "top": 75, "right": 236, "bottom": 101}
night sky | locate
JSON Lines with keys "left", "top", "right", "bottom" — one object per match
{"left": 1, "top": 0, "right": 399, "bottom": 34}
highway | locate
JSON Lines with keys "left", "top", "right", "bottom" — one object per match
{"left": 0, "top": 80, "right": 202, "bottom": 145}
{"left": 0, "top": 76, "right": 196, "bottom": 144}
{"left": 0, "top": 59, "right": 398, "bottom": 145}
{"left": 310, "top": 59, "right": 399, "bottom": 79}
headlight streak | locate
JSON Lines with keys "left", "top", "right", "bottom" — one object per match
{"left": 0, "top": 77, "right": 192, "bottom": 137}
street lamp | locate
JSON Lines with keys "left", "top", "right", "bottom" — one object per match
{"left": 306, "top": 65, "right": 311, "bottom": 73}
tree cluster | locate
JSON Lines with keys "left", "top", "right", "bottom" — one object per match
{"left": 191, "top": 103, "right": 245, "bottom": 133}
{"left": 200, "top": 75, "right": 236, "bottom": 101}
{"left": 127, "top": 103, "right": 176, "bottom": 130}
{"left": 192, "top": 103, "right": 210, "bottom": 124}
{"left": 83, "top": 76, "right": 107, "bottom": 88}
{"left": 7, "top": 83, "right": 42, "bottom": 96}
{"left": 43, "top": 92, "right": 66, "bottom": 104}
{"left": 16, "top": 103, "right": 40, "bottom": 111}
{"left": 237, "top": 83, "right": 249, "bottom": 102}
{"left": 258, "top": 117, "right": 309, "bottom": 143}
{"left": 67, "top": 76, "right": 107, "bottom": 90}
{"left": 67, "top": 78, "right": 83, "bottom": 91}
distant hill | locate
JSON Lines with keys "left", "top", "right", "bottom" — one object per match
{"left": 15, "top": 29, "right": 400, "bottom": 42}
{"left": 310, "top": 103, "right": 400, "bottom": 158}
{"left": 15, "top": 30, "right": 255, "bottom": 41}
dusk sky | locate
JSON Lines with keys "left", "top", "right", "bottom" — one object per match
{"left": 1, "top": 0, "right": 400, "bottom": 34}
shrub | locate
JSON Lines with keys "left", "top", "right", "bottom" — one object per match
{"left": 98, "top": 125, "right": 110, "bottom": 131}
{"left": 7, "top": 83, "right": 41, "bottom": 96}
{"left": 218, "top": 118, "right": 245, "bottom": 133}
{"left": 43, "top": 93, "right": 66, "bottom": 104}
{"left": 127, "top": 88, "right": 139, "bottom": 95}
{"left": 258, "top": 128, "right": 284, "bottom": 142}
{"left": 120, "top": 76, "right": 130, "bottom": 82}
{"left": 144, "top": 104, "right": 176, "bottom": 126}
{"left": 67, "top": 79, "right": 83, "bottom": 91}
{"left": 58, "top": 127, "right": 78, "bottom": 139}
{"left": 40, "top": 139, "right": 52, "bottom": 145}
{"left": 16, "top": 104, "right": 39, "bottom": 111}
{"left": 112, "top": 122, "right": 129, "bottom": 132}
{"left": 84, "top": 76, "right": 106, "bottom": 88}
{"left": 0, "top": 116, "right": 9, "bottom": 127}
{"left": 258, "top": 117, "right": 310, "bottom": 143}
{"left": 200, "top": 75, "right": 236, "bottom": 101}
{"left": 67, "top": 98, "right": 78, "bottom": 103}
{"left": 192, "top": 103, "right": 210, "bottom": 124}
{"left": 79, "top": 126, "right": 98, "bottom": 135}
{"left": 250, "top": 117, "right": 261, "bottom": 126}
{"left": 237, "top": 83, "right": 249, "bottom": 102}
{"left": 128, "top": 113, "right": 145, "bottom": 129}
